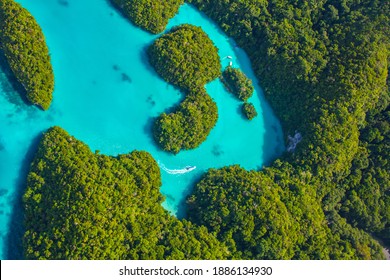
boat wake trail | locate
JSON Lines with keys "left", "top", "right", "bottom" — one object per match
{"left": 158, "top": 161, "right": 196, "bottom": 175}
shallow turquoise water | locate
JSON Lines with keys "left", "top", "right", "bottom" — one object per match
{"left": 0, "top": 0, "right": 284, "bottom": 259}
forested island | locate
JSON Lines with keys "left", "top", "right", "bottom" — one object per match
{"left": 148, "top": 24, "right": 221, "bottom": 153}
{"left": 17, "top": 0, "right": 390, "bottom": 259}
{"left": 24, "top": 127, "right": 228, "bottom": 259}
{"left": 185, "top": 0, "right": 389, "bottom": 257}
{"left": 221, "top": 66, "right": 254, "bottom": 102}
{"left": 110, "top": 0, "right": 184, "bottom": 34}
{"left": 187, "top": 165, "right": 384, "bottom": 259}
{"left": 242, "top": 102, "right": 257, "bottom": 120}
{"left": 220, "top": 66, "right": 257, "bottom": 119}
{"left": 148, "top": 24, "right": 221, "bottom": 91}
{"left": 0, "top": 0, "right": 54, "bottom": 110}
{"left": 153, "top": 88, "right": 218, "bottom": 154}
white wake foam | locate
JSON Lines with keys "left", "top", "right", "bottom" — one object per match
{"left": 158, "top": 161, "right": 196, "bottom": 175}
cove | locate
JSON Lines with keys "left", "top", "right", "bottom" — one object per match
{"left": 0, "top": 0, "right": 284, "bottom": 259}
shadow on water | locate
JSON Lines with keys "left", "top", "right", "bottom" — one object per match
{"left": 4, "top": 133, "right": 43, "bottom": 260}
{"left": 261, "top": 99, "right": 286, "bottom": 166}
{"left": 175, "top": 171, "right": 204, "bottom": 220}
{"left": 143, "top": 117, "right": 158, "bottom": 147}
{"left": 232, "top": 47, "right": 286, "bottom": 166}
{"left": 57, "top": 0, "right": 69, "bottom": 7}
{"left": 173, "top": 3, "right": 286, "bottom": 167}
{"left": 0, "top": 51, "right": 31, "bottom": 108}
{"left": 104, "top": 0, "right": 158, "bottom": 39}
{"left": 235, "top": 103, "right": 247, "bottom": 120}
{"left": 0, "top": 140, "right": 4, "bottom": 152}
{"left": 104, "top": 0, "right": 132, "bottom": 22}
{"left": 139, "top": 45, "right": 166, "bottom": 82}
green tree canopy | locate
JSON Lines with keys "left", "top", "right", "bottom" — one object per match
{"left": 110, "top": 0, "right": 184, "bottom": 34}
{"left": 148, "top": 24, "right": 221, "bottom": 154}
{"left": 222, "top": 66, "right": 254, "bottom": 101}
{"left": 148, "top": 24, "right": 221, "bottom": 91}
{"left": 0, "top": 0, "right": 54, "bottom": 110}
{"left": 153, "top": 87, "right": 218, "bottom": 154}
{"left": 242, "top": 102, "right": 257, "bottom": 120}
{"left": 23, "top": 127, "right": 228, "bottom": 259}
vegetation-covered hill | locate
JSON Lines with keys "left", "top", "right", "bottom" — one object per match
{"left": 148, "top": 24, "right": 221, "bottom": 91}
{"left": 186, "top": 0, "right": 389, "bottom": 257}
{"left": 187, "top": 165, "right": 384, "bottom": 259}
{"left": 0, "top": 0, "right": 54, "bottom": 110}
{"left": 242, "top": 102, "right": 257, "bottom": 120}
{"left": 21, "top": 0, "right": 390, "bottom": 259}
{"left": 110, "top": 0, "right": 184, "bottom": 34}
{"left": 221, "top": 66, "right": 257, "bottom": 119}
{"left": 153, "top": 88, "right": 218, "bottom": 154}
{"left": 221, "top": 66, "right": 254, "bottom": 101}
{"left": 340, "top": 102, "right": 390, "bottom": 240}
{"left": 23, "top": 127, "right": 228, "bottom": 259}
{"left": 148, "top": 24, "right": 221, "bottom": 153}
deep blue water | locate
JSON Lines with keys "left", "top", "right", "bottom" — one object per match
{"left": 0, "top": 0, "right": 284, "bottom": 259}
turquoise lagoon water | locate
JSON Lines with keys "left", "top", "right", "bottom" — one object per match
{"left": 0, "top": 0, "right": 284, "bottom": 259}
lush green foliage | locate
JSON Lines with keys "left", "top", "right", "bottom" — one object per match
{"left": 221, "top": 66, "right": 254, "bottom": 101}
{"left": 187, "top": 166, "right": 300, "bottom": 259}
{"left": 242, "top": 102, "right": 257, "bottom": 120}
{"left": 340, "top": 102, "right": 390, "bottom": 240}
{"left": 221, "top": 66, "right": 256, "bottom": 120}
{"left": 110, "top": 0, "right": 184, "bottom": 34}
{"left": 187, "top": 164, "right": 385, "bottom": 259}
{"left": 154, "top": 88, "right": 218, "bottom": 154}
{"left": 148, "top": 24, "right": 221, "bottom": 91}
{"left": 188, "top": 0, "right": 389, "bottom": 177}
{"left": 0, "top": 0, "right": 54, "bottom": 110}
{"left": 187, "top": 0, "right": 389, "bottom": 258}
{"left": 21, "top": 0, "right": 390, "bottom": 259}
{"left": 23, "top": 127, "right": 228, "bottom": 259}
{"left": 148, "top": 24, "right": 221, "bottom": 153}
